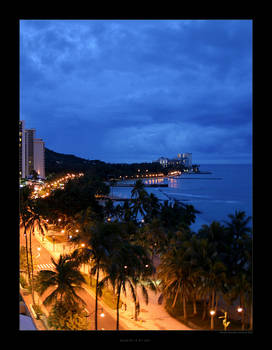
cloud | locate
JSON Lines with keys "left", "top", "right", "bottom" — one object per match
{"left": 20, "top": 19, "right": 252, "bottom": 164}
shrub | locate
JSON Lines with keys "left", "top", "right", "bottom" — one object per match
{"left": 32, "top": 303, "right": 44, "bottom": 320}
{"left": 47, "top": 301, "right": 88, "bottom": 330}
{"left": 20, "top": 274, "right": 28, "bottom": 288}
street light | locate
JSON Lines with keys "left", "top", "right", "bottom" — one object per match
{"left": 36, "top": 247, "right": 41, "bottom": 258}
{"left": 210, "top": 309, "right": 216, "bottom": 330}
{"left": 88, "top": 307, "right": 106, "bottom": 330}
{"left": 237, "top": 306, "right": 244, "bottom": 330}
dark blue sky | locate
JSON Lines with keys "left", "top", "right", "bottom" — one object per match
{"left": 20, "top": 19, "right": 252, "bottom": 164}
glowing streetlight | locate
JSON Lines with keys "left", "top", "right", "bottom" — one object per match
{"left": 81, "top": 243, "right": 85, "bottom": 248}
{"left": 210, "top": 309, "right": 216, "bottom": 330}
{"left": 237, "top": 307, "right": 243, "bottom": 313}
{"left": 237, "top": 307, "right": 244, "bottom": 330}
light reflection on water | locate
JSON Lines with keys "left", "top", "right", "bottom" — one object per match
{"left": 111, "top": 165, "right": 252, "bottom": 231}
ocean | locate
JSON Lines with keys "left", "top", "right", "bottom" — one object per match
{"left": 111, "top": 164, "right": 253, "bottom": 232}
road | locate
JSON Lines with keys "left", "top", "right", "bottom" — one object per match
{"left": 20, "top": 228, "right": 126, "bottom": 330}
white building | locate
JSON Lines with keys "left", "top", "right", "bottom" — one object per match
{"left": 180, "top": 153, "right": 192, "bottom": 168}
{"left": 34, "top": 138, "right": 45, "bottom": 179}
{"left": 19, "top": 121, "right": 45, "bottom": 179}
{"left": 158, "top": 153, "right": 193, "bottom": 169}
{"left": 158, "top": 157, "right": 169, "bottom": 167}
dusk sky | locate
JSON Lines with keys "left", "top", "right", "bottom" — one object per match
{"left": 20, "top": 19, "right": 252, "bottom": 164}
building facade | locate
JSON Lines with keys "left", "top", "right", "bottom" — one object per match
{"left": 157, "top": 153, "right": 193, "bottom": 169}
{"left": 19, "top": 120, "right": 25, "bottom": 178}
{"left": 33, "top": 138, "right": 45, "bottom": 179}
{"left": 25, "top": 128, "right": 35, "bottom": 177}
{"left": 179, "top": 153, "right": 192, "bottom": 168}
{"left": 19, "top": 121, "right": 45, "bottom": 179}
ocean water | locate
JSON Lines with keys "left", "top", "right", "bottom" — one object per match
{"left": 111, "top": 164, "right": 253, "bottom": 232}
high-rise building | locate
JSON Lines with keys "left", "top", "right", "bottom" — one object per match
{"left": 181, "top": 153, "right": 192, "bottom": 168}
{"left": 33, "top": 138, "right": 45, "bottom": 178}
{"left": 25, "top": 128, "right": 36, "bottom": 177}
{"left": 156, "top": 153, "right": 193, "bottom": 169}
{"left": 19, "top": 121, "right": 45, "bottom": 179}
{"left": 19, "top": 120, "right": 25, "bottom": 178}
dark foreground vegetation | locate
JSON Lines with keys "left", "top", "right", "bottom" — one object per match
{"left": 20, "top": 169, "right": 252, "bottom": 331}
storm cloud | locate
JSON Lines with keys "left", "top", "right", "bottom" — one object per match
{"left": 20, "top": 19, "right": 252, "bottom": 164}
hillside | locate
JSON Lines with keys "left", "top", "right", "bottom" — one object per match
{"left": 45, "top": 148, "right": 104, "bottom": 175}
{"left": 45, "top": 148, "right": 171, "bottom": 179}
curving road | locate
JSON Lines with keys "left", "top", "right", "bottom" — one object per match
{"left": 20, "top": 228, "right": 126, "bottom": 331}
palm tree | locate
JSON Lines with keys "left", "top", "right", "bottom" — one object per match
{"left": 98, "top": 242, "right": 153, "bottom": 330}
{"left": 143, "top": 193, "right": 161, "bottom": 223}
{"left": 131, "top": 179, "right": 146, "bottom": 199}
{"left": 19, "top": 186, "right": 33, "bottom": 284}
{"left": 25, "top": 200, "right": 48, "bottom": 305}
{"left": 157, "top": 243, "right": 192, "bottom": 320}
{"left": 34, "top": 254, "right": 86, "bottom": 309}
{"left": 131, "top": 179, "right": 149, "bottom": 221}
{"left": 103, "top": 199, "right": 116, "bottom": 221}
{"left": 122, "top": 201, "right": 133, "bottom": 223}
{"left": 70, "top": 220, "right": 122, "bottom": 330}
{"left": 224, "top": 210, "right": 252, "bottom": 240}
{"left": 224, "top": 210, "right": 252, "bottom": 275}
{"left": 159, "top": 200, "right": 199, "bottom": 232}
{"left": 140, "top": 218, "right": 167, "bottom": 262}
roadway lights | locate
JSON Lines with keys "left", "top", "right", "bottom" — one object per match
{"left": 237, "top": 307, "right": 243, "bottom": 313}
{"left": 81, "top": 243, "right": 85, "bottom": 247}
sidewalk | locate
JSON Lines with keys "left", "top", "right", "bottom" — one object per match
{"left": 35, "top": 232, "right": 192, "bottom": 331}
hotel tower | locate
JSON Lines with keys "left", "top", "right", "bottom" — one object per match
{"left": 19, "top": 120, "right": 45, "bottom": 179}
